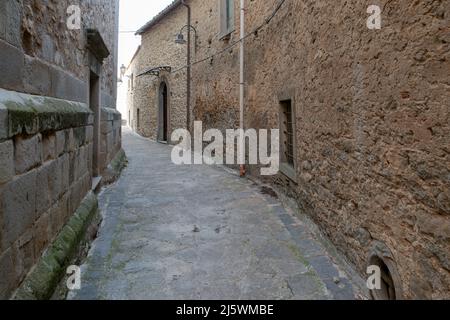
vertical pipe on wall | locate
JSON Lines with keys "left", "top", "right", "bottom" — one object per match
{"left": 182, "top": 0, "right": 191, "bottom": 133}
{"left": 239, "top": 0, "right": 246, "bottom": 177}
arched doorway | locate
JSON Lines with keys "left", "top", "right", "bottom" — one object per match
{"left": 158, "top": 82, "right": 168, "bottom": 142}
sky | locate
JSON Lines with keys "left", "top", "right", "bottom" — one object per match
{"left": 118, "top": 0, "right": 174, "bottom": 69}
{"left": 117, "top": 0, "right": 174, "bottom": 116}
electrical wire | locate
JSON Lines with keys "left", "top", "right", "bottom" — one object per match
{"left": 170, "top": 0, "right": 287, "bottom": 74}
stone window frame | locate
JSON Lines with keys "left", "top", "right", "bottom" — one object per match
{"left": 219, "top": 0, "right": 235, "bottom": 39}
{"left": 278, "top": 90, "right": 297, "bottom": 182}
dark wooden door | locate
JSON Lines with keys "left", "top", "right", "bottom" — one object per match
{"left": 158, "top": 82, "right": 168, "bottom": 142}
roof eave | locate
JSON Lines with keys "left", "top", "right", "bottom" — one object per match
{"left": 135, "top": 0, "right": 182, "bottom": 35}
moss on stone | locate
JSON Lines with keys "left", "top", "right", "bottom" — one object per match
{"left": 73, "top": 127, "right": 86, "bottom": 147}
{"left": 102, "top": 149, "right": 128, "bottom": 186}
{"left": 1, "top": 92, "right": 92, "bottom": 138}
{"left": 111, "top": 149, "right": 127, "bottom": 173}
{"left": 13, "top": 192, "right": 99, "bottom": 300}
{"left": 286, "top": 242, "right": 311, "bottom": 267}
{"left": 3, "top": 101, "right": 38, "bottom": 136}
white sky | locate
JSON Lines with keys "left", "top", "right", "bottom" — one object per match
{"left": 118, "top": 0, "right": 174, "bottom": 69}
{"left": 117, "top": 0, "right": 173, "bottom": 116}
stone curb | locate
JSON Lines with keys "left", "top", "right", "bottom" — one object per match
{"left": 12, "top": 192, "right": 99, "bottom": 300}
{"left": 101, "top": 148, "right": 128, "bottom": 186}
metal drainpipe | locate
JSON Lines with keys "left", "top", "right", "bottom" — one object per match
{"left": 239, "top": 0, "right": 246, "bottom": 177}
{"left": 182, "top": 0, "right": 191, "bottom": 133}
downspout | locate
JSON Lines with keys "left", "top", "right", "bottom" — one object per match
{"left": 239, "top": 0, "right": 246, "bottom": 177}
{"left": 182, "top": 0, "right": 191, "bottom": 132}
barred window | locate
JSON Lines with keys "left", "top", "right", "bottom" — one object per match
{"left": 137, "top": 108, "right": 140, "bottom": 129}
{"left": 280, "top": 100, "right": 294, "bottom": 166}
{"left": 220, "top": 0, "right": 234, "bottom": 38}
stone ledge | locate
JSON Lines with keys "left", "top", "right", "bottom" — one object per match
{"left": 12, "top": 192, "right": 99, "bottom": 300}
{"left": 101, "top": 107, "right": 121, "bottom": 121}
{"left": 0, "top": 88, "right": 93, "bottom": 140}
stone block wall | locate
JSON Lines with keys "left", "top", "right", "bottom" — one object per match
{"left": 0, "top": 0, "right": 122, "bottom": 175}
{"left": 0, "top": 0, "right": 119, "bottom": 105}
{"left": 190, "top": 0, "right": 450, "bottom": 299}
{"left": 100, "top": 108, "right": 122, "bottom": 173}
{"left": 0, "top": 0, "right": 123, "bottom": 299}
{"left": 0, "top": 89, "right": 94, "bottom": 299}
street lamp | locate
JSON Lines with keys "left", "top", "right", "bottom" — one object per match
{"left": 175, "top": 33, "right": 186, "bottom": 45}
{"left": 176, "top": 0, "right": 194, "bottom": 132}
{"left": 175, "top": 25, "right": 197, "bottom": 50}
{"left": 119, "top": 64, "right": 126, "bottom": 82}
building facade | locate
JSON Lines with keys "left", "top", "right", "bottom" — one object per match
{"left": 127, "top": 1, "right": 190, "bottom": 141}
{"left": 127, "top": 0, "right": 449, "bottom": 299}
{"left": 0, "top": 0, "right": 122, "bottom": 298}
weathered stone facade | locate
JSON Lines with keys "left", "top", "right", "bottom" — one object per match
{"left": 127, "top": 2, "right": 190, "bottom": 140}
{"left": 1, "top": 0, "right": 118, "bottom": 106}
{"left": 128, "top": 0, "right": 450, "bottom": 299}
{"left": 0, "top": 0, "right": 122, "bottom": 299}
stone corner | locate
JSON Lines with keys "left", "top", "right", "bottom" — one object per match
{"left": 101, "top": 149, "right": 127, "bottom": 186}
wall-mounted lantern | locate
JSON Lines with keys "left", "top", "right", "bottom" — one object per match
{"left": 119, "top": 64, "right": 127, "bottom": 82}
{"left": 175, "top": 33, "right": 187, "bottom": 45}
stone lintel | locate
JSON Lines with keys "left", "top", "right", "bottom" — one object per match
{"left": 86, "top": 29, "right": 110, "bottom": 63}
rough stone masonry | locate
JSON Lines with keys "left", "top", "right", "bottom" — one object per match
{"left": 0, "top": 0, "right": 123, "bottom": 299}
{"left": 127, "top": 0, "right": 449, "bottom": 299}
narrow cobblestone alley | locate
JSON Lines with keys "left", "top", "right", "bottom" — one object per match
{"left": 1, "top": 0, "right": 448, "bottom": 304}
{"left": 68, "top": 128, "right": 360, "bottom": 300}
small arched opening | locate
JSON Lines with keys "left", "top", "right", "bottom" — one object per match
{"left": 369, "top": 255, "right": 397, "bottom": 300}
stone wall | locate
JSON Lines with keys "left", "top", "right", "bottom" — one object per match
{"left": 0, "top": 0, "right": 123, "bottom": 299}
{"left": 0, "top": 0, "right": 122, "bottom": 172}
{"left": 192, "top": 0, "right": 450, "bottom": 299}
{"left": 127, "top": 4, "right": 189, "bottom": 140}
{"left": 0, "top": 0, "right": 119, "bottom": 106}
{"left": 0, "top": 89, "right": 94, "bottom": 299}
{"left": 129, "top": 0, "right": 450, "bottom": 299}
{"left": 100, "top": 107, "right": 122, "bottom": 173}
{"left": 126, "top": 54, "right": 139, "bottom": 133}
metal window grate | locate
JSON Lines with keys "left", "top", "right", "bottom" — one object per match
{"left": 281, "top": 100, "right": 294, "bottom": 166}
{"left": 137, "top": 109, "right": 140, "bottom": 129}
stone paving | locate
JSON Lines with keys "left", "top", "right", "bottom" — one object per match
{"left": 68, "top": 128, "right": 358, "bottom": 300}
